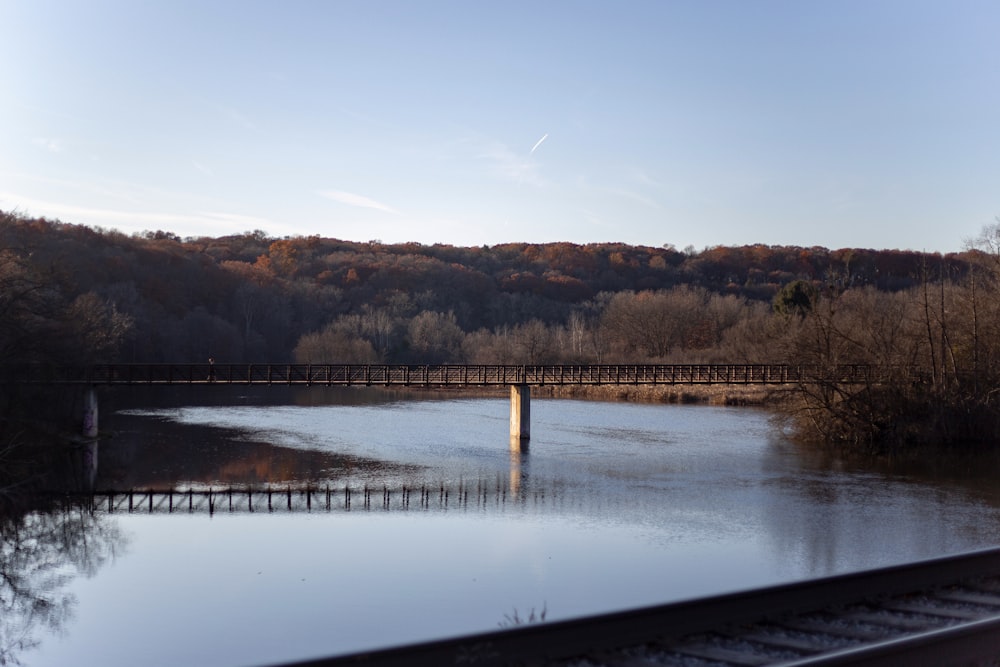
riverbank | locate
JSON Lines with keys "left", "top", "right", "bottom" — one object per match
{"left": 530, "top": 383, "right": 789, "bottom": 406}
{"left": 417, "top": 383, "right": 789, "bottom": 407}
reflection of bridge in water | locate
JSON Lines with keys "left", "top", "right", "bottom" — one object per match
{"left": 54, "top": 481, "right": 565, "bottom": 515}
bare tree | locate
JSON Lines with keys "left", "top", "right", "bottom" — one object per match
{"left": 513, "top": 320, "right": 557, "bottom": 364}
{"left": 292, "top": 322, "right": 378, "bottom": 363}
{"left": 406, "top": 311, "right": 465, "bottom": 363}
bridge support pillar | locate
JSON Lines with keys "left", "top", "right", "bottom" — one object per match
{"left": 510, "top": 384, "right": 530, "bottom": 441}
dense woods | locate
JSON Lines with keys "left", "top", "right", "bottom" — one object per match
{"left": 3, "top": 208, "right": 1000, "bottom": 455}
{"left": 0, "top": 210, "right": 972, "bottom": 365}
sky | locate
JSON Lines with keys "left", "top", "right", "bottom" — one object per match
{"left": 1, "top": 1, "right": 998, "bottom": 252}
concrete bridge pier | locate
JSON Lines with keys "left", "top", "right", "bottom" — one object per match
{"left": 510, "top": 384, "right": 530, "bottom": 441}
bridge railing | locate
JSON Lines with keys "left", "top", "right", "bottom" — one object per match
{"left": 5, "top": 362, "right": 937, "bottom": 386}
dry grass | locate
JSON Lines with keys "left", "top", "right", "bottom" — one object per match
{"left": 529, "top": 383, "right": 789, "bottom": 406}
{"left": 405, "top": 383, "right": 791, "bottom": 407}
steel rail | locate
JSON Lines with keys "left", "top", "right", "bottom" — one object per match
{"left": 266, "top": 547, "right": 1000, "bottom": 666}
{"left": 779, "top": 616, "right": 1000, "bottom": 666}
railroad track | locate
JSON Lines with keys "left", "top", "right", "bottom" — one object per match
{"left": 277, "top": 547, "right": 1000, "bottom": 666}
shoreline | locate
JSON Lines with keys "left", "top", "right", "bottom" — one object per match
{"left": 410, "top": 383, "right": 789, "bottom": 407}
{"left": 529, "top": 383, "right": 788, "bottom": 406}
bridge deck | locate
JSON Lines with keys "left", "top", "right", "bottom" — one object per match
{"left": 14, "top": 363, "right": 890, "bottom": 386}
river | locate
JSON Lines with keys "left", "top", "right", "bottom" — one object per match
{"left": 11, "top": 386, "right": 1000, "bottom": 667}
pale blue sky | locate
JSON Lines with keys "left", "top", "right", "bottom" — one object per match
{"left": 2, "top": 0, "right": 998, "bottom": 251}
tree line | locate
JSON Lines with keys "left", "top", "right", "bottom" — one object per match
{"left": 0, "top": 210, "right": 972, "bottom": 366}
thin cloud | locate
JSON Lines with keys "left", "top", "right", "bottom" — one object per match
{"left": 627, "top": 166, "right": 662, "bottom": 189}
{"left": 197, "top": 211, "right": 274, "bottom": 231}
{"left": 0, "top": 194, "right": 187, "bottom": 225}
{"left": 479, "top": 141, "right": 544, "bottom": 187}
{"left": 217, "top": 105, "right": 256, "bottom": 130}
{"left": 0, "top": 192, "right": 274, "bottom": 235}
{"left": 604, "top": 187, "right": 662, "bottom": 210}
{"left": 317, "top": 190, "right": 400, "bottom": 214}
{"left": 452, "top": 131, "right": 548, "bottom": 187}
{"left": 32, "top": 137, "right": 61, "bottom": 153}
{"left": 192, "top": 160, "right": 214, "bottom": 176}
{"left": 20, "top": 102, "right": 80, "bottom": 123}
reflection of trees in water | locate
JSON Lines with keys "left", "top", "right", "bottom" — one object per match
{"left": 0, "top": 508, "right": 127, "bottom": 666}
{"left": 755, "top": 437, "right": 1000, "bottom": 579}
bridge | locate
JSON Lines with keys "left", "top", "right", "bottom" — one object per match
{"left": 20, "top": 362, "right": 882, "bottom": 387}
{"left": 10, "top": 362, "right": 897, "bottom": 443}
{"left": 13, "top": 362, "right": 890, "bottom": 442}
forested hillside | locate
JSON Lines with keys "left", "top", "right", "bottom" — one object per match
{"left": 0, "top": 210, "right": 969, "bottom": 366}
{"left": 10, "top": 208, "right": 1000, "bottom": 452}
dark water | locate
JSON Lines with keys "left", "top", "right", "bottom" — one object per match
{"left": 11, "top": 386, "right": 1000, "bottom": 667}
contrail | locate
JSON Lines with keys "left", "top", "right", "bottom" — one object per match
{"left": 530, "top": 133, "right": 549, "bottom": 154}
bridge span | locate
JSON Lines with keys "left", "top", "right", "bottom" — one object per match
{"left": 23, "top": 362, "right": 879, "bottom": 387}
{"left": 17, "top": 362, "right": 886, "bottom": 441}
{"left": 12, "top": 362, "right": 891, "bottom": 442}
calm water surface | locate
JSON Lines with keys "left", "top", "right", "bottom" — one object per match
{"left": 17, "top": 387, "right": 1000, "bottom": 667}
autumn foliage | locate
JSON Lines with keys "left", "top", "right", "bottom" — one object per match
{"left": 1, "top": 210, "right": 975, "bottom": 369}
